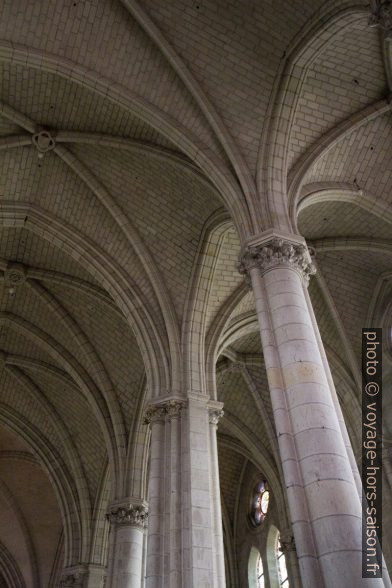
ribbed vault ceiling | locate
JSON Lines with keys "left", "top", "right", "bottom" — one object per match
{"left": 0, "top": 0, "right": 391, "bottom": 583}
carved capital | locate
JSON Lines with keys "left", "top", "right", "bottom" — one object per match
{"left": 239, "top": 236, "right": 316, "bottom": 284}
{"left": 60, "top": 572, "right": 85, "bottom": 587}
{"left": 208, "top": 408, "right": 224, "bottom": 425}
{"left": 165, "top": 399, "right": 186, "bottom": 419}
{"left": 207, "top": 400, "right": 224, "bottom": 425}
{"left": 279, "top": 533, "right": 296, "bottom": 554}
{"left": 369, "top": 0, "right": 392, "bottom": 37}
{"left": 107, "top": 504, "right": 148, "bottom": 529}
{"left": 144, "top": 399, "right": 186, "bottom": 424}
{"left": 143, "top": 404, "right": 166, "bottom": 424}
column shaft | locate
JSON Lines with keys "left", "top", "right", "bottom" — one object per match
{"left": 249, "top": 264, "right": 322, "bottom": 588}
{"left": 240, "top": 233, "right": 387, "bottom": 587}
{"left": 209, "top": 408, "right": 226, "bottom": 586}
{"left": 144, "top": 396, "right": 225, "bottom": 587}
{"left": 107, "top": 502, "right": 148, "bottom": 588}
{"left": 146, "top": 417, "right": 165, "bottom": 582}
{"left": 110, "top": 525, "right": 144, "bottom": 588}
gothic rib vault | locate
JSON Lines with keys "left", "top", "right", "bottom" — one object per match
{"left": 0, "top": 0, "right": 391, "bottom": 587}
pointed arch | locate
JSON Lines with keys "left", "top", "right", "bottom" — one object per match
{"left": 0, "top": 202, "right": 168, "bottom": 397}
{"left": 119, "top": 0, "right": 260, "bottom": 233}
{"left": 0, "top": 42, "right": 252, "bottom": 239}
{"left": 182, "top": 209, "right": 232, "bottom": 395}
{"left": 0, "top": 407, "right": 81, "bottom": 567}
{"left": 258, "top": 4, "right": 369, "bottom": 232}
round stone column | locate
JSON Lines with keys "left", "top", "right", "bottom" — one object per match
{"left": 107, "top": 502, "right": 148, "bottom": 588}
{"left": 239, "top": 231, "right": 387, "bottom": 588}
{"left": 208, "top": 404, "right": 226, "bottom": 587}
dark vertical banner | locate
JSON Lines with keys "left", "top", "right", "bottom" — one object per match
{"left": 362, "top": 329, "right": 382, "bottom": 578}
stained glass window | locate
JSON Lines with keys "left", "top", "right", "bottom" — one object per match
{"left": 256, "top": 553, "right": 265, "bottom": 588}
{"left": 251, "top": 480, "right": 269, "bottom": 526}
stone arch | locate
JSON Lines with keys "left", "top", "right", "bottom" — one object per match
{"left": 1, "top": 312, "right": 120, "bottom": 484}
{"left": 0, "top": 540, "right": 26, "bottom": 588}
{"left": 288, "top": 98, "right": 391, "bottom": 229}
{"left": 248, "top": 545, "right": 263, "bottom": 588}
{"left": 89, "top": 464, "right": 111, "bottom": 568}
{"left": 0, "top": 42, "right": 252, "bottom": 240}
{"left": 298, "top": 185, "right": 392, "bottom": 227}
{"left": 258, "top": 3, "right": 368, "bottom": 232}
{"left": 125, "top": 376, "right": 150, "bottom": 500}
{"left": 0, "top": 408, "right": 81, "bottom": 567}
{"left": 0, "top": 480, "right": 37, "bottom": 587}
{"left": 4, "top": 363, "right": 92, "bottom": 560}
{"left": 0, "top": 202, "right": 168, "bottom": 398}
{"left": 119, "top": 0, "right": 261, "bottom": 235}
{"left": 265, "top": 524, "right": 281, "bottom": 588}
{"left": 182, "top": 209, "right": 232, "bottom": 396}
{"left": 218, "top": 428, "right": 289, "bottom": 539}
{"left": 205, "top": 282, "right": 249, "bottom": 399}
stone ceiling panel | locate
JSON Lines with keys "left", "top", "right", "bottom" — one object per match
{"left": 229, "top": 291, "right": 255, "bottom": 322}
{"left": 0, "top": 426, "right": 33, "bottom": 453}
{"left": 0, "top": 0, "right": 222, "bottom": 158}
{"left": 217, "top": 443, "right": 244, "bottom": 524}
{"left": 206, "top": 227, "right": 242, "bottom": 333}
{"left": 316, "top": 250, "right": 392, "bottom": 361}
{"left": 289, "top": 21, "right": 386, "bottom": 170}
{"left": 230, "top": 332, "right": 261, "bottom": 356}
{"left": 0, "top": 228, "right": 98, "bottom": 284}
{"left": 71, "top": 143, "right": 221, "bottom": 321}
{"left": 0, "top": 62, "right": 177, "bottom": 149}
{"left": 0, "top": 148, "right": 159, "bottom": 315}
{"left": 299, "top": 200, "right": 392, "bottom": 241}
{"left": 0, "top": 114, "right": 22, "bottom": 136}
{"left": 0, "top": 367, "right": 64, "bottom": 449}
{"left": 1, "top": 281, "right": 81, "bottom": 365}
{"left": 46, "top": 282, "right": 145, "bottom": 431}
{"left": 217, "top": 368, "right": 271, "bottom": 453}
{"left": 0, "top": 442, "right": 62, "bottom": 588}
{"left": 141, "top": 0, "right": 329, "bottom": 173}
{"left": 304, "top": 112, "right": 392, "bottom": 204}
{"left": 21, "top": 366, "right": 107, "bottom": 503}
{"left": 0, "top": 321, "right": 56, "bottom": 366}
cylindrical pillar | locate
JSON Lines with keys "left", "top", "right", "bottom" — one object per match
{"left": 145, "top": 408, "right": 166, "bottom": 585}
{"left": 239, "top": 232, "right": 387, "bottom": 587}
{"left": 107, "top": 502, "right": 148, "bottom": 588}
{"left": 208, "top": 403, "right": 226, "bottom": 587}
{"left": 303, "top": 284, "right": 363, "bottom": 497}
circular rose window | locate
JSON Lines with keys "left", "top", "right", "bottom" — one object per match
{"left": 251, "top": 480, "right": 270, "bottom": 526}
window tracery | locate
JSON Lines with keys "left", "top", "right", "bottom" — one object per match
{"left": 250, "top": 480, "right": 270, "bottom": 526}
{"left": 256, "top": 552, "right": 265, "bottom": 588}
